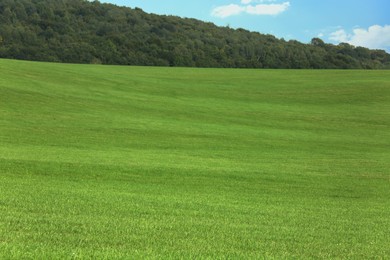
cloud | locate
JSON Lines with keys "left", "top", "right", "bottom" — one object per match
{"left": 211, "top": 4, "right": 245, "bottom": 18}
{"left": 349, "top": 25, "right": 390, "bottom": 51}
{"left": 246, "top": 2, "right": 290, "bottom": 15}
{"left": 329, "top": 25, "right": 390, "bottom": 52}
{"left": 241, "top": 0, "right": 278, "bottom": 3}
{"left": 329, "top": 29, "right": 349, "bottom": 43}
{"left": 212, "top": 1, "right": 290, "bottom": 18}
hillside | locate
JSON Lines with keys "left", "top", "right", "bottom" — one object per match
{"left": 0, "top": 0, "right": 389, "bottom": 68}
{"left": 1, "top": 59, "right": 390, "bottom": 257}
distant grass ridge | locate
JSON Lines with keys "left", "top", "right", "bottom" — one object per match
{"left": 1, "top": 59, "right": 390, "bottom": 258}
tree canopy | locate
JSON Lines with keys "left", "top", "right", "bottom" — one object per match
{"left": 0, "top": 0, "right": 389, "bottom": 69}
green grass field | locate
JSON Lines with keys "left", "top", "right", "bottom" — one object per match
{"left": 1, "top": 58, "right": 389, "bottom": 258}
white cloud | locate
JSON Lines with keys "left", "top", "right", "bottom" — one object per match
{"left": 329, "top": 29, "right": 349, "bottom": 43}
{"left": 329, "top": 25, "right": 390, "bottom": 52}
{"left": 211, "top": 4, "right": 245, "bottom": 18}
{"left": 241, "top": 0, "right": 278, "bottom": 3}
{"left": 349, "top": 25, "right": 390, "bottom": 51}
{"left": 246, "top": 2, "right": 290, "bottom": 15}
{"left": 212, "top": 1, "right": 290, "bottom": 18}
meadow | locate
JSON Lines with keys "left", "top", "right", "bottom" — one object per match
{"left": 0, "top": 58, "right": 389, "bottom": 258}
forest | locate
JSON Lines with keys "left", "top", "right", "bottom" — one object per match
{"left": 0, "top": 0, "right": 389, "bottom": 69}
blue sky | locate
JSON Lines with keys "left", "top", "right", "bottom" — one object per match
{"left": 99, "top": 0, "right": 390, "bottom": 52}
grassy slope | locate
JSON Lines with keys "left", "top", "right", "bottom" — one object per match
{"left": 0, "top": 59, "right": 389, "bottom": 258}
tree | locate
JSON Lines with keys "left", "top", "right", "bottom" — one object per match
{"left": 0, "top": 0, "right": 388, "bottom": 68}
{"left": 311, "top": 37, "right": 325, "bottom": 48}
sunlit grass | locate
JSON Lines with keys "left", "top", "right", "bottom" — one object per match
{"left": 0, "top": 59, "right": 389, "bottom": 258}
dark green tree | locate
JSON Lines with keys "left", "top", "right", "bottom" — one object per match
{"left": 0, "top": 0, "right": 388, "bottom": 68}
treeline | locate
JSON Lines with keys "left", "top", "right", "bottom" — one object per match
{"left": 0, "top": 0, "right": 389, "bottom": 69}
